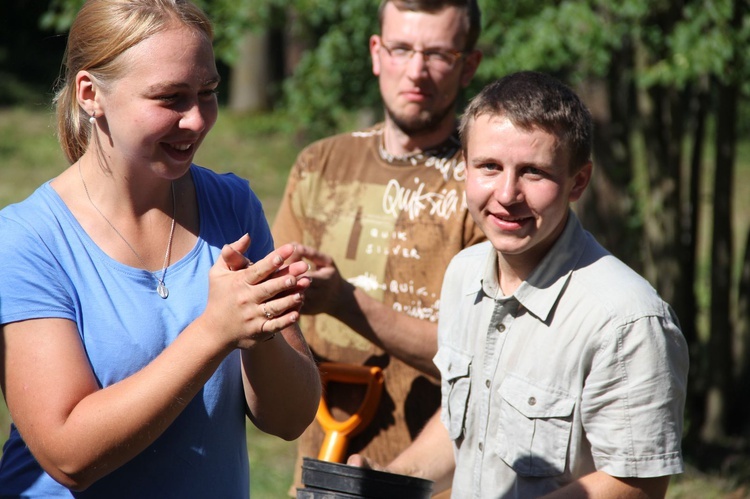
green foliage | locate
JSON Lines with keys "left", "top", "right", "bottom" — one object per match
{"left": 475, "top": 0, "right": 749, "bottom": 90}
{"left": 40, "top": 0, "right": 260, "bottom": 64}
{"left": 38, "top": 0, "right": 750, "bottom": 134}
{"left": 640, "top": 0, "right": 748, "bottom": 87}
{"left": 477, "top": 2, "right": 622, "bottom": 83}
{"left": 39, "top": 0, "right": 85, "bottom": 33}
{"left": 270, "top": 0, "right": 381, "bottom": 137}
{"left": 264, "top": 0, "right": 747, "bottom": 135}
{"left": 39, "top": 0, "right": 381, "bottom": 136}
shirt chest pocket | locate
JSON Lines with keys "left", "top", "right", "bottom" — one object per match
{"left": 434, "top": 346, "right": 472, "bottom": 440}
{"left": 496, "top": 374, "right": 575, "bottom": 477}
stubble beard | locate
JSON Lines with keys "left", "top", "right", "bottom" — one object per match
{"left": 384, "top": 97, "right": 457, "bottom": 137}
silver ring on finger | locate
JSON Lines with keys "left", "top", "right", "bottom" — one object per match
{"left": 262, "top": 303, "right": 274, "bottom": 319}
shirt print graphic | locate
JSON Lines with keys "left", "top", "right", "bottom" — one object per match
{"left": 297, "top": 159, "right": 467, "bottom": 352}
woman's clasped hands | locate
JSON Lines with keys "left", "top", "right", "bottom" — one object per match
{"left": 203, "top": 234, "right": 311, "bottom": 349}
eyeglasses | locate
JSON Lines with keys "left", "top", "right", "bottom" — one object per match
{"left": 380, "top": 42, "right": 465, "bottom": 70}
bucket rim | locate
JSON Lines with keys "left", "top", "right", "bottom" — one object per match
{"left": 301, "top": 457, "right": 434, "bottom": 491}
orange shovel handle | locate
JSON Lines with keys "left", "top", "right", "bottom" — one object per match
{"left": 316, "top": 362, "right": 384, "bottom": 463}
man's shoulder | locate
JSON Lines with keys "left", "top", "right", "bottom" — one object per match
{"left": 573, "top": 240, "right": 673, "bottom": 321}
{"left": 303, "top": 124, "right": 382, "bottom": 152}
{"left": 291, "top": 125, "right": 382, "bottom": 176}
{"left": 552, "top": 218, "right": 669, "bottom": 317}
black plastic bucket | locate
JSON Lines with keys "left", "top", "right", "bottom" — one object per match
{"left": 296, "top": 457, "right": 434, "bottom": 499}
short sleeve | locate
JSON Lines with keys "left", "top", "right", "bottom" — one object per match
{"left": 0, "top": 211, "right": 75, "bottom": 325}
{"left": 581, "top": 312, "right": 688, "bottom": 477}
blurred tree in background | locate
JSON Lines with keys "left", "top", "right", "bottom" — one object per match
{"left": 5, "top": 0, "right": 750, "bottom": 472}
{"left": 0, "top": 1, "right": 67, "bottom": 106}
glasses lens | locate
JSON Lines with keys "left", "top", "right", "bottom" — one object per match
{"left": 425, "top": 50, "right": 457, "bottom": 67}
{"left": 383, "top": 44, "right": 461, "bottom": 70}
{"left": 389, "top": 46, "right": 413, "bottom": 60}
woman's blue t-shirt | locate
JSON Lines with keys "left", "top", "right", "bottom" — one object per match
{"left": 0, "top": 165, "right": 273, "bottom": 498}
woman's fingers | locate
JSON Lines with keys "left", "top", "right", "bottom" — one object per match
{"left": 247, "top": 265, "right": 307, "bottom": 305}
{"left": 257, "top": 295, "right": 304, "bottom": 332}
{"left": 242, "top": 245, "right": 309, "bottom": 288}
{"left": 261, "top": 302, "right": 274, "bottom": 320}
{"left": 206, "top": 241, "right": 312, "bottom": 348}
{"left": 259, "top": 284, "right": 308, "bottom": 319}
{"left": 220, "top": 234, "right": 253, "bottom": 271}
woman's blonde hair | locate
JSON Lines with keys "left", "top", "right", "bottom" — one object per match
{"left": 54, "top": 0, "right": 213, "bottom": 164}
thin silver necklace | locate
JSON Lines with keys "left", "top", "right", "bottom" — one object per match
{"left": 78, "top": 161, "right": 176, "bottom": 299}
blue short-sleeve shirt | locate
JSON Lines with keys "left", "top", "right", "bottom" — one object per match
{"left": 0, "top": 165, "right": 272, "bottom": 498}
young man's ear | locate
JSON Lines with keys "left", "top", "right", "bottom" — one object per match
{"left": 569, "top": 162, "right": 593, "bottom": 202}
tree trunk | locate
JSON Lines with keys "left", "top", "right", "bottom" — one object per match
{"left": 684, "top": 85, "right": 708, "bottom": 349}
{"left": 736, "top": 230, "right": 750, "bottom": 435}
{"left": 701, "top": 76, "right": 737, "bottom": 442}
{"left": 283, "top": 7, "right": 311, "bottom": 77}
{"left": 639, "top": 83, "right": 686, "bottom": 310}
{"left": 577, "top": 42, "right": 640, "bottom": 271}
{"left": 680, "top": 84, "right": 709, "bottom": 444}
{"left": 229, "top": 31, "right": 270, "bottom": 113}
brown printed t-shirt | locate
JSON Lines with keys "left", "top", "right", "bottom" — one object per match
{"left": 272, "top": 123, "right": 484, "bottom": 487}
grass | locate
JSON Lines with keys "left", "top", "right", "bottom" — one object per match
{"left": 1, "top": 107, "right": 750, "bottom": 498}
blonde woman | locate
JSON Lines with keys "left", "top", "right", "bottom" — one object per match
{"left": 0, "top": 1, "right": 320, "bottom": 496}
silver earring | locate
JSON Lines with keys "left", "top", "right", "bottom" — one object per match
{"left": 89, "top": 113, "right": 96, "bottom": 124}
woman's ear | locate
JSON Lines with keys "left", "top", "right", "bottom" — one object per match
{"left": 75, "top": 70, "right": 100, "bottom": 117}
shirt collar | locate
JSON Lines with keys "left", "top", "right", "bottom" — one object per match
{"left": 480, "top": 210, "right": 588, "bottom": 322}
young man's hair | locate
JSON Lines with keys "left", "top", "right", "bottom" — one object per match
{"left": 459, "top": 71, "right": 593, "bottom": 172}
{"left": 378, "top": 0, "right": 482, "bottom": 52}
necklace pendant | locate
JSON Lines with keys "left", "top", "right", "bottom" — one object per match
{"left": 157, "top": 281, "right": 169, "bottom": 299}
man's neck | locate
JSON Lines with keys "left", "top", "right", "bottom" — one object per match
{"left": 496, "top": 256, "right": 526, "bottom": 297}
{"left": 382, "top": 118, "right": 458, "bottom": 158}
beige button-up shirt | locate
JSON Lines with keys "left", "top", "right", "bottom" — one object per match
{"left": 434, "top": 212, "right": 688, "bottom": 498}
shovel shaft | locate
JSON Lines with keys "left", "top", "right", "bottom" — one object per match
{"left": 315, "top": 362, "right": 384, "bottom": 462}
{"left": 317, "top": 431, "right": 349, "bottom": 463}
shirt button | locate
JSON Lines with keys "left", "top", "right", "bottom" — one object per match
{"left": 485, "top": 379, "right": 490, "bottom": 388}
{"left": 528, "top": 397, "right": 537, "bottom": 406}
{"left": 497, "top": 323, "right": 506, "bottom": 333}
{"left": 478, "top": 442, "right": 483, "bottom": 452}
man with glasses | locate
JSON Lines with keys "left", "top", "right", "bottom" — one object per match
{"left": 272, "top": 0, "right": 483, "bottom": 495}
